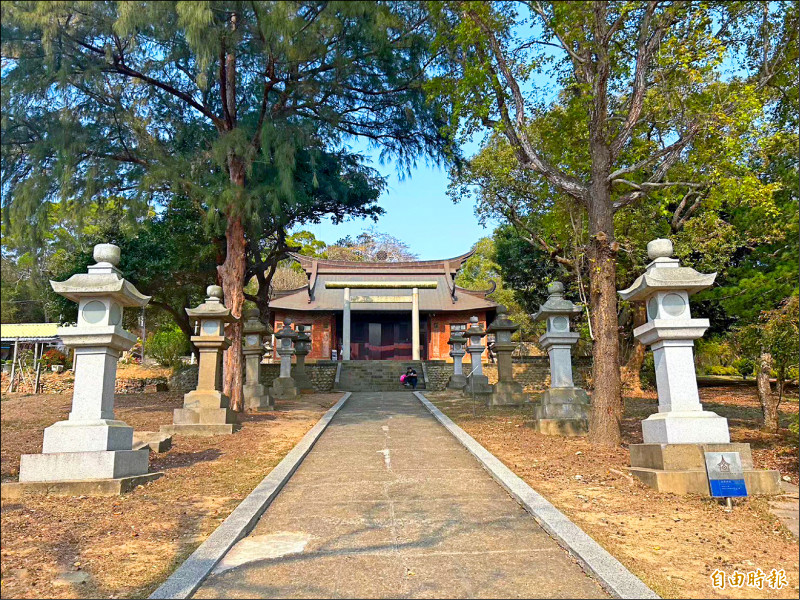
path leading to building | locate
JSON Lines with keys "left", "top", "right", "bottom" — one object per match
{"left": 193, "top": 392, "right": 609, "bottom": 599}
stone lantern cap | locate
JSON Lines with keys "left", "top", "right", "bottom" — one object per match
{"left": 447, "top": 332, "right": 467, "bottom": 345}
{"left": 464, "top": 315, "right": 486, "bottom": 338}
{"left": 275, "top": 316, "right": 299, "bottom": 340}
{"left": 532, "top": 281, "right": 581, "bottom": 321}
{"left": 186, "top": 285, "right": 237, "bottom": 323}
{"left": 487, "top": 305, "right": 519, "bottom": 334}
{"left": 619, "top": 239, "right": 716, "bottom": 302}
{"left": 243, "top": 308, "right": 271, "bottom": 335}
{"left": 50, "top": 243, "right": 150, "bottom": 307}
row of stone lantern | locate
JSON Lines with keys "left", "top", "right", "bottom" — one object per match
{"left": 14, "top": 243, "right": 314, "bottom": 495}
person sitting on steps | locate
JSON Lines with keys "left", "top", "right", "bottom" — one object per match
{"left": 404, "top": 367, "right": 418, "bottom": 390}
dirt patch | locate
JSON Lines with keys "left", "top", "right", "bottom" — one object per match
{"left": 428, "top": 386, "right": 799, "bottom": 600}
{"left": 0, "top": 390, "right": 341, "bottom": 599}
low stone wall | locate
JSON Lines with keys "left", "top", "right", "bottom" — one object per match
{"left": 168, "top": 361, "right": 339, "bottom": 394}
{"left": 482, "top": 357, "right": 593, "bottom": 392}
{"left": 168, "top": 366, "right": 200, "bottom": 393}
{"left": 425, "top": 361, "right": 453, "bottom": 391}
{"left": 1, "top": 371, "right": 169, "bottom": 395}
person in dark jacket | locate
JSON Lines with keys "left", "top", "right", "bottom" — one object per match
{"left": 405, "top": 367, "right": 418, "bottom": 390}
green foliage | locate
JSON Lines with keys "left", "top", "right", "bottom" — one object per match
{"left": 145, "top": 327, "right": 191, "bottom": 369}
{"left": 707, "top": 365, "right": 739, "bottom": 377}
{"left": 737, "top": 294, "right": 800, "bottom": 385}
{"left": 695, "top": 337, "right": 737, "bottom": 374}
{"left": 454, "top": 236, "right": 534, "bottom": 338}
{"left": 1, "top": 1, "right": 449, "bottom": 240}
{"left": 732, "top": 358, "right": 755, "bottom": 380}
{"left": 788, "top": 414, "right": 799, "bottom": 437}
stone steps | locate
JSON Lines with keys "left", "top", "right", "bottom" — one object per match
{"left": 335, "top": 360, "right": 426, "bottom": 391}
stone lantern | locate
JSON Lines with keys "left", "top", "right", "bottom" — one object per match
{"left": 462, "top": 316, "right": 493, "bottom": 402}
{"left": 242, "top": 308, "right": 271, "bottom": 411}
{"left": 619, "top": 239, "right": 779, "bottom": 494}
{"left": 269, "top": 317, "right": 298, "bottom": 401}
{"left": 446, "top": 330, "right": 468, "bottom": 390}
{"left": 531, "top": 282, "right": 590, "bottom": 435}
{"left": 18, "top": 243, "right": 159, "bottom": 492}
{"left": 486, "top": 305, "right": 527, "bottom": 406}
{"left": 292, "top": 328, "right": 314, "bottom": 392}
{"left": 162, "top": 285, "right": 239, "bottom": 436}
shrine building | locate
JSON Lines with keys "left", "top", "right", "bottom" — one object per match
{"left": 269, "top": 250, "right": 498, "bottom": 361}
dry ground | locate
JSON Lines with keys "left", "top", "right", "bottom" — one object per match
{"left": 428, "top": 385, "right": 799, "bottom": 600}
{"left": 0, "top": 390, "right": 341, "bottom": 599}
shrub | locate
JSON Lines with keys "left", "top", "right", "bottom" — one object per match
{"left": 707, "top": 365, "right": 738, "bottom": 376}
{"left": 732, "top": 357, "right": 755, "bottom": 380}
{"left": 641, "top": 353, "right": 656, "bottom": 389}
{"left": 789, "top": 413, "right": 799, "bottom": 438}
{"left": 145, "top": 326, "right": 190, "bottom": 368}
{"left": 39, "top": 349, "right": 67, "bottom": 369}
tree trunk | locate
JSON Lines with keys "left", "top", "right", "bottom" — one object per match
{"left": 219, "top": 156, "right": 247, "bottom": 412}
{"left": 621, "top": 303, "right": 646, "bottom": 394}
{"left": 586, "top": 143, "right": 622, "bottom": 446}
{"left": 757, "top": 351, "right": 778, "bottom": 432}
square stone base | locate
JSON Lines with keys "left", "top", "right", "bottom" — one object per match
{"left": 132, "top": 431, "right": 173, "bottom": 453}
{"left": 490, "top": 382, "right": 529, "bottom": 407}
{"left": 182, "top": 389, "right": 230, "bottom": 411}
{"left": 293, "top": 373, "right": 314, "bottom": 392}
{"left": 447, "top": 374, "right": 467, "bottom": 391}
{"left": 270, "top": 377, "right": 298, "bottom": 400}
{"left": 173, "top": 407, "right": 238, "bottom": 425}
{"left": 160, "top": 423, "right": 240, "bottom": 437}
{"left": 528, "top": 418, "right": 589, "bottom": 436}
{"left": 629, "top": 443, "right": 781, "bottom": 495}
{"left": 2, "top": 473, "right": 162, "bottom": 499}
{"left": 42, "top": 420, "right": 134, "bottom": 453}
{"left": 19, "top": 449, "right": 150, "bottom": 482}
{"left": 641, "top": 411, "right": 730, "bottom": 444}
{"left": 244, "top": 394, "right": 272, "bottom": 411}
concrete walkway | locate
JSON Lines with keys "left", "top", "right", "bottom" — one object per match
{"left": 193, "top": 392, "right": 608, "bottom": 599}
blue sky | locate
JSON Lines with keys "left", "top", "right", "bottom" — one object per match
{"left": 291, "top": 137, "right": 497, "bottom": 260}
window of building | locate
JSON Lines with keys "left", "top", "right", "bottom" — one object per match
{"left": 450, "top": 323, "right": 467, "bottom": 333}
{"left": 296, "top": 323, "right": 312, "bottom": 334}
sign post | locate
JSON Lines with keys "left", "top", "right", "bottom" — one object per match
{"left": 705, "top": 451, "right": 748, "bottom": 509}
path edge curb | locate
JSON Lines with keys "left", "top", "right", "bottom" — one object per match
{"left": 149, "top": 392, "right": 352, "bottom": 600}
{"left": 414, "top": 391, "right": 659, "bottom": 600}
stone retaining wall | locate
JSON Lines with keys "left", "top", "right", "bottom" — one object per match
{"left": 168, "top": 361, "right": 339, "bottom": 394}
{"left": 1, "top": 371, "right": 169, "bottom": 395}
{"left": 421, "top": 356, "right": 592, "bottom": 392}
{"left": 482, "top": 357, "right": 593, "bottom": 392}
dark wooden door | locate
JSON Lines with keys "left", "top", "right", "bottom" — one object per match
{"left": 369, "top": 323, "right": 382, "bottom": 360}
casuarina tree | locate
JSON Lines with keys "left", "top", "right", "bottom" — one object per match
{"left": 429, "top": 1, "right": 796, "bottom": 445}
{"left": 2, "top": 1, "right": 451, "bottom": 410}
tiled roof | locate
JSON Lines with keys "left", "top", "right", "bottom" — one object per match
{"left": 0, "top": 323, "right": 60, "bottom": 341}
{"left": 270, "top": 273, "right": 497, "bottom": 313}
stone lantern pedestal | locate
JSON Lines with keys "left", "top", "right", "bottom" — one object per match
{"left": 242, "top": 308, "right": 271, "bottom": 411}
{"left": 269, "top": 318, "right": 298, "bottom": 403}
{"left": 446, "top": 332, "right": 468, "bottom": 390}
{"left": 162, "top": 286, "right": 239, "bottom": 436}
{"left": 13, "top": 244, "right": 160, "bottom": 495}
{"left": 462, "top": 316, "right": 494, "bottom": 403}
{"left": 530, "top": 282, "right": 590, "bottom": 435}
{"left": 486, "top": 306, "right": 527, "bottom": 406}
{"left": 620, "top": 239, "right": 779, "bottom": 495}
{"left": 292, "top": 329, "right": 314, "bottom": 392}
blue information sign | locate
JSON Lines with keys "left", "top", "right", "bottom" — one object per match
{"left": 704, "top": 452, "right": 748, "bottom": 498}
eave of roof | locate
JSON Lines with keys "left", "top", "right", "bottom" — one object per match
{"left": 288, "top": 248, "right": 476, "bottom": 275}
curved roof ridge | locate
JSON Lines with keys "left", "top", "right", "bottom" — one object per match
{"left": 287, "top": 247, "right": 476, "bottom": 270}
